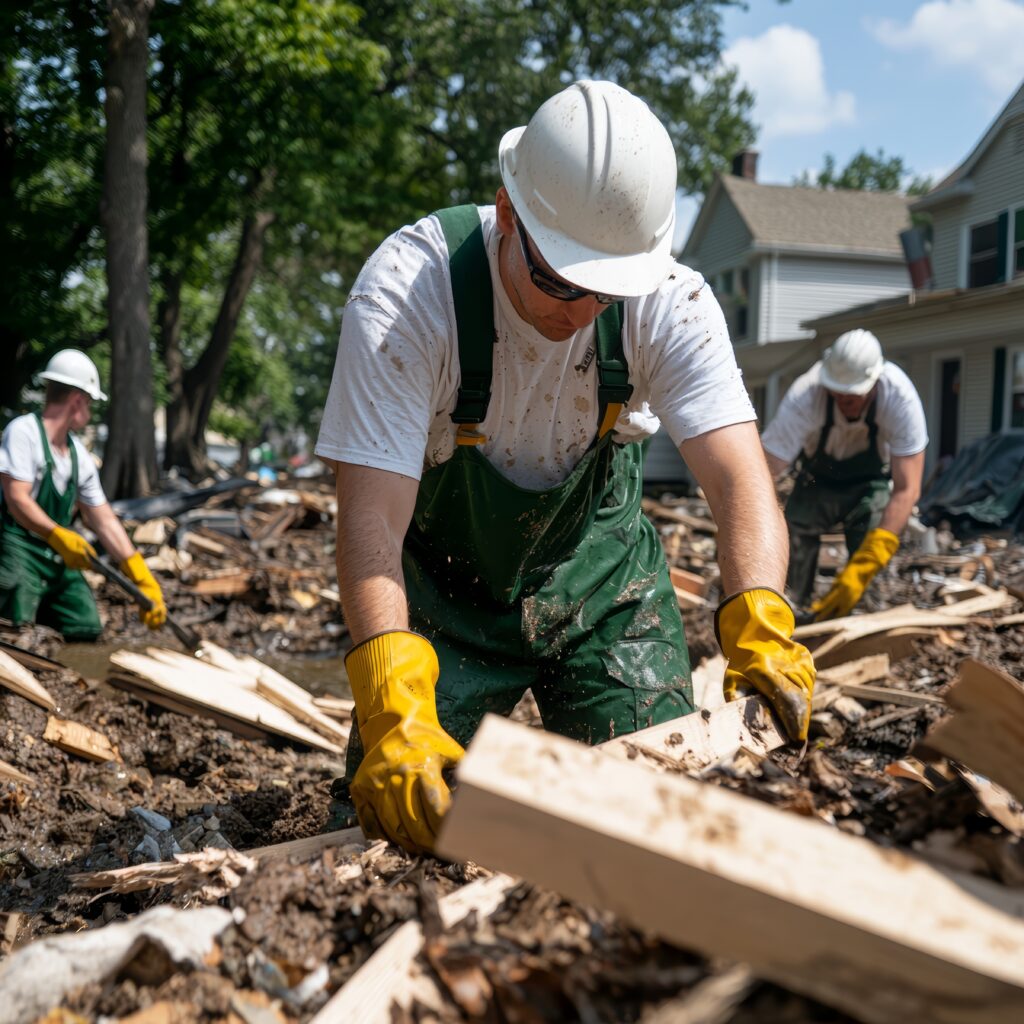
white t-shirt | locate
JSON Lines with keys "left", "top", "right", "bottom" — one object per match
{"left": 0, "top": 413, "right": 107, "bottom": 507}
{"left": 316, "top": 206, "right": 755, "bottom": 490}
{"left": 761, "top": 362, "right": 928, "bottom": 466}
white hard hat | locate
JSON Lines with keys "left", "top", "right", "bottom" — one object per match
{"left": 499, "top": 80, "right": 678, "bottom": 298}
{"left": 38, "top": 349, "right": 107, "bottom": 401}
{"left": 819, "top": 329, "right": 884, "bottom": 396}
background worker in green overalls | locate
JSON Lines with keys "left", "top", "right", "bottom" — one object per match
{"left": 761, "top": 329, "right": 928, "bottom": 623}
{"left": 316, "top": 81, "right": 816, "bottom": 854}
{"left": 0, "top": 349, "right": 166, "bottom": 640}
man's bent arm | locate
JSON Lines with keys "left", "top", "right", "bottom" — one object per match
{"left": 879, "top": 450, "right": 925, "bottom": 537}
{"left": 333, "top": 460, "right": 419, "bottom": 644}
{"left": 680, "top": 422, "right": 788, "bottom": 594}
{"left": 1, "top": 476, "right": 59, "bottom": 538}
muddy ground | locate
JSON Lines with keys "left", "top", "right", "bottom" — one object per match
{"left": 1, "top": 493, "right": 1023, "bottom": 1022}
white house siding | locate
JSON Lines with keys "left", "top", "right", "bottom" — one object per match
{"left": 769, "top": 257, "right": 910, "bottom": 342}
{"left": 685, "top": 197, "right": 752, "bottom": 278}
{"left": 929, "top": 124, "right": 1024, "bottom": 290}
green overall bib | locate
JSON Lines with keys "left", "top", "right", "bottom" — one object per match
{"left": 0, "top": 414, "right": 102, "bottom": 639}
{"left": 342, "top": 205, "right": 693, "bottom": 787}
{"left": 785, "top": 395, "right": 890, "bottom": 607}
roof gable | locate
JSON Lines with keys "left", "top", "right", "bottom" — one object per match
{"left": 912, "top": 79, "right": 1024, "bottom": 212}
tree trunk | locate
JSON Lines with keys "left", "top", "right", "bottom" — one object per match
{"left": 163, "top": 209, "right": 276, "bottom": 476}
{"left": 100, "top": 0, "right": 157, "bottom": 499}
{"left": 157, "top": 268, "right": 188, "bottom": 472}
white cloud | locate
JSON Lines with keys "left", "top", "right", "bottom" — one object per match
{"left": 869, "top": 0, "right": 1024, "bottom": 95}
{"left": 723, "top": 25, "right": 856, "bottom": 140}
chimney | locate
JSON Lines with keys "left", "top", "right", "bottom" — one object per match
{"left": 900, "top": 226, "right": 933, "bottom": 290}
{"left": 731, "top": 150, "right": 759, "bottom": 181}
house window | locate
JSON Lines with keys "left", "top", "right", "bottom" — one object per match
{"left": 736, "top": 267, "right": 750, "bottom": 339}
{"left": 1014, "top": 209, "right": 1024, "bottom": 279}
{"left": 1010, "top": 350, "right": 1024, "bottom": 429}
{"left": 720, "top": 269, "right": 734, "bottom": 295}
{"left": 968, "top": 218, "right": 1001, "bottom": 288}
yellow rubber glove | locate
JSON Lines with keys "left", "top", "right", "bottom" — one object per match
{"left": 716, "top": 588, "right": 816, "bottom": 742}
{"left": 46, "top": 525, "right": 97, "bottom": 571}
{"left": 120, "top": 552, "right": 167, "bottom": 629}
{"left": 811, "top": 527, "right": 899, "bottom": 623}
{"left": 345, "top": 630, "right": 464, "bottom": 855}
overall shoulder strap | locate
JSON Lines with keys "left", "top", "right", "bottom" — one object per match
{"left": 815, "top": 392, "right": 835, "bottom": 454}
{"left": 68, "top": 433, "right": 79, "bottom": 491}
{"left": 33, "top": 413, "right": 55, "bottom": 471}
{"left": 433, "top": 205, "right": 495, "bottom": 432}
{"left": 595, "top": 302, "right": 633, "bottom": 438}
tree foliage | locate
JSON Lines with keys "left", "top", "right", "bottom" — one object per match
{"left": 4, "top": 0, "right": 756, "bottom": 480}
{"left": 797, "top": 148, "right": 933, "bottom": 196}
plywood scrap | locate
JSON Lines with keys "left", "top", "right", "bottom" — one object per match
{"left": 107, "top": 650, "right": 343, "bottom": 754}
{"left": 438, "top": 714, "right": 1024, "bottom": 1024}
{"left": 0, "top": 649, "right": 56, "bottom": 711}
{"left": 916, "top": 659, "right": 1024, "bottom": 805}
{"left": 187, "top": 571, "right": 252, "bottom": 597}
{"left": 43, "top": 716, "right": 120, "bottom": 763}
{"left": 311, "top": 873, "right": 517, "bottom": 1024}
{"left": 690, "top": 654, "right": 726, "bottom": 710}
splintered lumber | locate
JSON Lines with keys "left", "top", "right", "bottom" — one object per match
{"left": 312, "top": 695, "right": 355, "bottom": 720}
{"left": 245, "top": 826, "right": 363, "bottom": 864}
{"left": 601, "top": 692, "right": 789, "bottom": 771}
{"left": 829, "top": 683, "right": 944, "bottom": 708}
{"left": 43, "top": 716, "right": 120, "bottom": 762}
{"left": 690, "top": 654, "right": 726, "bottom": 709}
{"left": 641, "top": 497, "right": 718, "bottom": 533}
{"left": 0, "top": 649, "right": 56, "bottom": 711}
{"left": 107, "top": 651, "right": 343, "bottom": 754}
{"left": 311, "top": 874, "right": 517, "bottom": 1024}
{"left": 438, "top": 714, "right": 1024, "bottom": 1024}
{"left": 187, "top": 571, "right": 252, "bottom": 597}
{"left": 0, "top": 640, "right": 65, "bottom": 674}
{"left": 0, "top": 759, "right": 31, "bottom": 785}
{"left": 669, "top": 565, "right": 711, "bottom": 598}
{"left": 916, "top": 659, "right": 1024, "bottom": 805}
{"left": 198, "top": 642, "right": 350, "bottom": 745}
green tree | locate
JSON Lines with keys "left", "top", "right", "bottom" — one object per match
{"left": 797, "top": 148, "right": 933, "bottom": 195}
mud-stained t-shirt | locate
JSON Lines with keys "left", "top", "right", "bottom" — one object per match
{"left": 761, "top": 361, "right": 928, "bottom": 466}
{"left": 316, "top": 205, "right": 755, "bottom": 490}
{"left": 0, "top": 413, "right": 107, "bottom": 506}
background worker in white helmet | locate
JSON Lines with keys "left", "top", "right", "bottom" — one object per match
{"left": 761, "top": 329, "right": 928, "bottom": 622}
{"left": 0, "top": 349, "right": 166, "bottom": 640}
{"left": 317, "top": 80, "right": 815, "bottom": 853}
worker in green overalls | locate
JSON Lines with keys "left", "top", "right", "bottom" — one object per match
{"left": 316, "top": 81, "right": 817, "bottom": 854}
{"left": 0, "top": 349, "right": 167, "bottom": 639}
{"left": 761, "top": 330, "right": 928, "bottom": 622}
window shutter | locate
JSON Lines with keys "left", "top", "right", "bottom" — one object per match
{"left": 996, "top": 210, "right": 1010, "bottom": 283}
{"left": 992, "top": 346, "right": 1007, "bottom": 432}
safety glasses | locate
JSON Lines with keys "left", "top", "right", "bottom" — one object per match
{"left": 514, "top": 214, "right": 624, "bottom": 305}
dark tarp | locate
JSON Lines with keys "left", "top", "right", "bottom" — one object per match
{"left": 110, "top": 477, "right": 254, "bottom": 522}
{"left": 919, "top": 431, "right": 1024, "bottom": 535}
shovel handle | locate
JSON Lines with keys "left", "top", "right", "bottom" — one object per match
{"left": 88, "top": 555, "right": 201, "bottom": 652}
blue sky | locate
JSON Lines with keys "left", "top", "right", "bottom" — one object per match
{"left": 675, "top": 0, "right": 1024, "bottom": 243}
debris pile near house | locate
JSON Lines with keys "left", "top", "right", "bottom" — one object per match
{"left": 2, "top": 490, "right": 1024, "bottom": 1023}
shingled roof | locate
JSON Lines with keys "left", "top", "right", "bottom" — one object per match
{"left": 683, "top": 175, "right": 912, "bottom": 260}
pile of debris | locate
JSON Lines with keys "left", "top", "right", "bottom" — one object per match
{"left": 2, "top": 491, "right": 1024, "bottom": 1023}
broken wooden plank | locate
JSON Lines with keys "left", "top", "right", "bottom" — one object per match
{"left": 198, "top": 642, "right": 350, "bottom": 745}
{"left": 674, "top": 585, "right": 707, "bottom": 610}
{"left": 0, "top": 640, "right": 65, "bottom": 674}
{"left": 670, "top": 566, "right": 710, "bottom": 598}
{"left": 0, "top": 759, "right": 31, "bottom": 785}
{"left": 311, "top": 873, "right": 517, "bottom": 1024}
{"left": 0, "top": 649, "right": 56, "bottom": 711}
{"left": 830, "top": 683, "right": 944, "bottom": 708}
{"left": 187, "top": 571, "right": 253, "bottom": 597}
{"left": 601, "top": 692, "right": 789, "bottom": 771}
{"left": 245, "top": 826, "right": 364, "bottom": 865}
{"left": 108, "top": 651, "right": 343, "bottom": 754}
{"left": 916, "top": 659, "right": 1024, "bottom": 805}
{"left": 438, "top": 714, "right": 1024, "bottom": 1024}
{"left": 312, "top": 695, "right": 355, "bottom": 719}
{"left": 641, "top": 497, "right": 718, "bottom": 533}
{"left": 43, "top": 716, "right": 120, "bottom": 763}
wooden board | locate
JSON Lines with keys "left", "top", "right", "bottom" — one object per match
{"left": 188, "top": 572, "right": 253, "bottom": 597}
{"left": 198, "top": 642, "right": 350, "bottom": 745}
{"left": 43, "top": 716, "right": 120, "bottom": 762}
{"left": 108, "top": 651, "right": 343, "bottom": 754}
{"left": 641, "top": 498, "right": 718, "bottom": 533}
{"left": 601, "top": 692, "right": 789, "bottom": 771}
{"left": 0, "top": 640, "right": 65, "bottom": 674}
{"left": 916, "top": 659, "right": 1024, "bottom": 805}
{"left": 813, "top": 627, "right": 937, "bottom": 670}
{"left": 438, "top": 714, "right": 1024, "bottom": 1024}
{"left": 311, "top": 874, "right": 517, "bottom": 1024}
{"left": 669, "top": 566, "right": 710, "bottom": 598}
{"left": 830, "top": 683, "right": 944, "bottom": 708}
{"left": 0, "top": 649, "right": 56, "bottom": 711}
